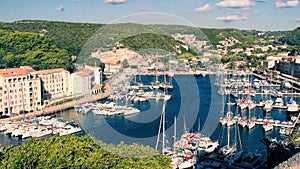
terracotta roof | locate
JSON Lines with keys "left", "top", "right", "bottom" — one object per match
{"left": 76, "top": 69, "right": 94, "bottom": 77}
{"left": 0, "top": 66, "right": 35, "bottom": 77}
{"left": 35, "top": 68, "right": 69, "bottom": 75}
{"left": 92, "top": 84, "right": 102, "bottom": 90}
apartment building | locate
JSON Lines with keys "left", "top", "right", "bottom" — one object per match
{"left": 71, "top": 69, "right": 94, "bottom": 96}
{"left": 0, "top": 66, "right": 42, "bottom": 116}
{"left": 32, "top": 68, "right": 71, "bottom": 104}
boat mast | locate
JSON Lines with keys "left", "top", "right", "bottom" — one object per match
{"left": 155, "top": 95, "right": 167, "bottom": 153}
{"left": 198, "top": 117, "right": 201, "bottom": 135}
{"left": 174, "top": 116, "right": 176, "bottom": 146}
{"left": 227, "top": 125, "right": 230, "bottom": 147}
{"left": 155, "top": 54, "right": 159, "bottom": 85}
{"left": 155, "top": 110, "right": 163, "bottom": 151}
{"left": 162, "top": 98, "right": 166, "bottom": 154}
{"left": 183, "top": 116, "right": 187, "bottom": 134}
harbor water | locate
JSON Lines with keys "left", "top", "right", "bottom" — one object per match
{"left": 0, "top": 75, "right": 298, "bottom": 156}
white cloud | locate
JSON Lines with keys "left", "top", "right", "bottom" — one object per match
{"left": 103, "top": 0, "right": 127, "bottom": 4}
{"left": 215, "top": 14, "right": 248, "bottom": 22}
{"left": 195, "top": 4, "right": 213, "bottom": 13}
{"left": 55, "top": 6, "right": 64, "bottom": 12}
{"left": 216, "top": 0, "right": 255, "bottom": 8}
{"left": 295, "top": 18, "right": 300, "bottom": 22}
{"left": 275, "top": 0, "right": 299, "bottom": 8}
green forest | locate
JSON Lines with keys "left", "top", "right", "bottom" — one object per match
{"left": 0, "top": 29, "right": 73, "bottom": 71}
{"left": 0, "top": 135, "right": 171, "bottom": 169}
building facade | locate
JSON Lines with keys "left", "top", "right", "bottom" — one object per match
{"left": 0, "top": 66, "right": 42, "bottom": 116}
{"left": 71, "top": 69, "right": 94, "bottom": 96}
{"left": 84, "top": 65, "right": 102, "bottom": 84}
{"left": 32, "top": 68, "right": 71, "bottom": 104}
{"left": 274, "top": 56, "right": 300, "bottom": 78}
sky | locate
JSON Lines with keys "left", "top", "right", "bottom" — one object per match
{"left": 0, "top": 0, "right": 299, "bottom": 31}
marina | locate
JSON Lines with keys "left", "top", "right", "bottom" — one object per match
{"left": 0, "top": 72, "right": 299, "bottom": 168}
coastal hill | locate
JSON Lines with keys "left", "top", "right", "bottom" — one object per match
{"left": 0, "top": 20, "right": 299, "bottom": 70}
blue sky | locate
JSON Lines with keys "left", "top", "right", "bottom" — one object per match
{"left": 0, "top": 0, "right": 299, "bottom": 30}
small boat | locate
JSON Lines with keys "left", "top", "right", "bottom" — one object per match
{"left": 197, "top": 137, "right": 219, "bottom": 154}
{"left": 247, "top": 120, "right": 255, "bottom": 130}
{"left": 287, "top": 100, "right": 299, "bottom": 113}
{"left": 279, "top": 127, "right": 286, "bottom": 135}
{"left": 238, "top": 118, "right": 247, "bottom": 128}
{"left": 253, "top": 79, "right": 261, "bottom": 89}
{"left": 263, "top": 100, "right": 273, "bottom": 112}
{"left": 263, "top": 122, "right": 273, "bottom": 132}
{"left": 273, "top": 97, "right": 286, "bottom": 109}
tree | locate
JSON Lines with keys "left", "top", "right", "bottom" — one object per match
{"left": 228, "top": 62, "right": 236, "bottom": 69}
{"left": 122, "top": 59, "right": 129, "bottom": 68}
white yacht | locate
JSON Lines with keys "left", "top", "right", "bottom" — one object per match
{"left": 253, "top": 79, "right": 261, "bottom": 89}
{"left": 59, "top": 125, "right": 82, "bottom": 136}
{"left": 273, "top": 97, "right": 286, "bottom": 109}
{"left": 263, "top": 100, "right": 273, "bottom": 112}
{"left": 263, "top": 122, "right": 273, "bottom": 132}
{"left": 247, "top": 100, "right": 256, "bottom": 110}
{"left": 287, "top": 100, "right": 299, "bottom": 113}
{"left": 238, "top": 118, "right": 247, "bottom": 128}
{"left": 123, "top": 107, "right": 140, "bottom": 116}
{"left": 197, "top": 137, "right": 219, "bottom": 154}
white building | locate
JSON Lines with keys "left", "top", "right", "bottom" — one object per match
{"left": 85, "top": 65, "right": 102, "bottom": 84}
{"left": 71, "top": 69, "right": 94, "bottom": 96}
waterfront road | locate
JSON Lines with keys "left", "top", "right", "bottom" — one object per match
{"left": 0, "top": 84, "right": 111, "bottom": 122}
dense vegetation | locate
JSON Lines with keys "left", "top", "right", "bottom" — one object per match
{"left": 201, "top": 28, "right": 255, "bottom": 47}
{"left": 0, "top": 20, "right": 102, "bottom": 56}
{"left": 121, "top": 33, "right": 181, "bottom": 53}
{"left": 0, "top": 135, "right": 171, "bottom": 169}
{"left": 279, "top": 27, "right": 300, "bottom": 54}
{"left": 0, "top": 29, "right": 73, "bottom": 71}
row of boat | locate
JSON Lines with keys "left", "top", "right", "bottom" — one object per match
{"left": 75, "top": 102, "right": 141, "bottom": 116}
{"left": 0, "top": 116, "right": 82, "bottom": 139}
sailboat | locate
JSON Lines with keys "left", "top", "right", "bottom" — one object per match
{"left": 218, "top": 122, "right": 238, "bottom": 158}
{"left": 159, "top": 69, "right": 173, "bottom": 91}
{"left": 156, "top": 95, "right": 196, "bottom": 169}
{"left": 238, "top": 109, "right": 247, "bottom": 128}
{"left": 287, "top": 99, "right": 299, "bottom": 113}
{"left": 262, "top": 121, "right": 273, "bottom": 132}
{"left": 263, "top": 100, "right": 273, "bottom": 112}
{"left": 247, "top": 108, "right": 256, "bottom": 130}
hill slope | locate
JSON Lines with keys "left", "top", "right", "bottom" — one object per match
{"left": 0, "top": 29, "right": 72, "bottom": 71}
